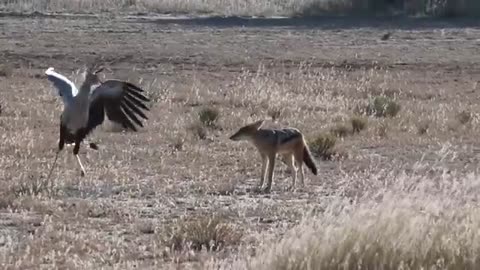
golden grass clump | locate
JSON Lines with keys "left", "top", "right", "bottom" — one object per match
{"left": 0, "top": 64, "right": 13, "bottom": 77}
{"left": 350, "top": 115, "right": 368, "bottom": 133}
{"left": 309, "top": 133, "right": 336, "bottom": 160}
{"left": 366, "top": 96, "right": 401, "bottom": 118}
{"left": 240, "top": 175, "right": 480, "bottom": 270}
{"left": 199, "top": 107, "right": 220, "bottom": 127}
{"left": 4, "top": 0, "right": 480, "bottom": 17}
{"left": 11, "top": 176, "right": 57, "bottom": 197}
{"left": 416, "top": 120, "right": 429, "bottom": 135}
{"left": 456, "top": 110, "right": 472, "bottom": 125}
{"left": 164, "top": 216, "right": 242, "bottom": 252}
{"left": 330, "top": 123, "right": 351, "bottom": 137}
{"left": 188, "top": 122, "right": 208, "bottom": 140}
{"left": 331, "top": 116, "right": 368, "bottom": 137}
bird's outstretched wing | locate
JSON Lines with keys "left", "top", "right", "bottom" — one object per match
{"left": 84, "top": 80, "right": 150, "bottom": 136}
{"left": 45, "top": 67, "right": 79, "bottom": 105}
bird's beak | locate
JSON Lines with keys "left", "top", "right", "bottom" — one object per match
{"left": 94, "top": 67, "right": 104, "bottom": 74}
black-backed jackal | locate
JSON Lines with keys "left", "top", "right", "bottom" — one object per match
{"left": 229, "top": 120, "right": 318, "bottom": 193}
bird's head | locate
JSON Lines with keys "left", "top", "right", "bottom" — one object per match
{"left": 84, "top": 65, "right": 104, "bottom": 85}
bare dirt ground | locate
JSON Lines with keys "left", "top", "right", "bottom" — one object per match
{"left": 1, "top": 15, "right": 480, "bottom": 269}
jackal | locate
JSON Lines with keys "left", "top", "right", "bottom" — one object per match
{"left": 229, "top": 120, "right": 318, "bottom": 193}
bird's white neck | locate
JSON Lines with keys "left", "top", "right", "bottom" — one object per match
{"left": 78, "top": 81, "right": 94, "bottom": 96}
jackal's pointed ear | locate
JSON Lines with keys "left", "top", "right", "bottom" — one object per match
{"left": 251, "top": 120, "right": 265, "bottom": 130}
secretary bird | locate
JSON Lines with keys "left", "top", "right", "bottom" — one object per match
{"left": 45, "top": 65, "right": 150, "bottom": 177}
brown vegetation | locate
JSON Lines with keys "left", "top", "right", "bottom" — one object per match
{"left": 1, "top": 0, "right": 480, "bottom": 17}
{"left": 0, "top": 12, "right": 480, "bottom": 269}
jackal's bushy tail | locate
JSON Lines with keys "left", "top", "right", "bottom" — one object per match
{"left": 303, "top": 146, "right": 318, "bottom": 175}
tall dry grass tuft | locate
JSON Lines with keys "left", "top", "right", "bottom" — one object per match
{"left": 308, "top": 133, "right": 336, "bottom": 160}
{"left": 229, "top": 173, "right": 480, "bottom": 270}
{"left": 164, "top": 215, "right": 242, "bottom": 252}
{"left": 0, "top": 0, "right": 316, "bottom": 16}
{"left": 199, "top": 107, "right": 220, "bottom": 128}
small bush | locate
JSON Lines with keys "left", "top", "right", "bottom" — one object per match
{"left": 11, "top": 176, "right": 56, "bottom": 197}
{"left": 171, "top": 137, "right": 185, "bottom": 152}
{"left": 164, "top": 216, "right": 242, "bottom": 251}
{"left": 330, "top": 124, "right": 352, "bottom": 138}
{"left": 0, "top": 192, "right": 15, "bottom": 209}
{"left": 417, "top": 121, "right": 429, "bottom": 135}
{"left": 244, "top": 184, "right": 480, "bottom": 270}
{"left": 376, "top": 121, "right": 389, "bottom": 138}
{"left": 136, "top": 221, "right": 155, "bottom": 234}
{"left": 0, "top": 64, "right": 13, "bottom": 77}
{"left": 295, "top": 0, "right": 354, "bottom": 16}
{"left": 366, "top": 96, "right": 401, "bottom": 118}
{"left": 380, "top": 32, "right": 392, "bottom": 41}
{"left": 199, "top": 107, "right": 219, "bottom": 127}
{"left": 267, "top": 107, "right": 283, "bottom": 122}
{"left": 456, "top": 110, "right": 472, "bottom": 125}
{"left": 309, "top": 133, "right": 336, "bottom": 160}
{"left": 188, "top": 123, "right": 207, "bottom": 140}
{"left": 350, "top": 116, "right": 368, "bottom": 133}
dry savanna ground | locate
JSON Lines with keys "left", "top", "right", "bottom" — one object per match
{"left": 1, "top": 14, "right": 480, "bottom": 269}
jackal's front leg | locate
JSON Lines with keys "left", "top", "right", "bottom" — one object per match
{"left": 262, "top": 153, "right": 276, "bottom": 193}
{"left": 258, "top": 154, "right": 267, "bottom": 189}
{"left": 295, "top": 151, "right": 305, "bottom": 188}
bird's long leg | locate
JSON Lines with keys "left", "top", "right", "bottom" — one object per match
{"left": 45, "top": 150, "right": 60, "bottom": 183}
{"left": 285, "top": 154, "right": 297, "bottom": 191}
{"left": 59, "top": 124, "right": 66, "bottom": 152}
{"left": 73, "top": 129, "right": 87, "bottom": 177}
{"left": 46, "top": 124, "right": 67, "bottom": 182}
{"left": 75, "top": 155, "right": 86, "bottom": 177}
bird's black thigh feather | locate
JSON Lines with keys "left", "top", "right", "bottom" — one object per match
{"left": 73, "top": 128, "right": 87, "bottom": 155}
{"left": 59, "top": 124, "right": 67, "bottom": 151}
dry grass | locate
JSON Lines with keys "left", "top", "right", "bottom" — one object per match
{"left": 350, "top": 116, "right": 368, "bottom": 134}
{"left": 199, "top": 107, "right": 220, "bottom": 128}
{"left": 330, "top": 123, "right": 352, "bottom": 137}
{"left": 2, "top": 0, "right": 480, "bottom": 16}
{"left": 1, "top": 14, "right": 480, "bottom": 269}
{"left": 232, "top": 174, "right": 480, "bottom": 270}
{"left": 0, "top": 64, "right": 13, "bottom": 77}
{"left": 164, "top": 216, "right": 242, "bottom": 252}
{"left": 366, "top": 96, "right": 401, "bottom": 118}
{"left": 456, "top": 110, "right": 472, "bottom": 125}
{"left": 330, "top": 116, "right": 368, "bottom": 137}
{"left": 308, "top": 133, "right": 337, "bottom": 160}
{"left": 0, "top": 0, "right": 320, "bottom": 16}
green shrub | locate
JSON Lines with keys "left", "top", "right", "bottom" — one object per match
{"left": 330, "top": 124, "right": 352, "bottom": 138}
{"left": 199, "top": 107, "right": 219, "bottom": 127}
{"left": 309, "top": 133, "right": 336, "bottom": 160}
{"left": 366, "top": 96, "right": 401, "bottom": 118}
{"left": 456, "top": 110, "right": 472, "bottom": 125}
{"left": 350, "top": 116, "right": 368, "bottom": 133}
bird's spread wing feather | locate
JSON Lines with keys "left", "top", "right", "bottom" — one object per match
{"left": 45, "top": 67, "right": 79, "bottom": 105}
{"left": 85, "top": 80, "right": 150, "bottom": 136}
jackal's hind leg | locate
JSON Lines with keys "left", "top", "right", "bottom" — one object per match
{"left": 284, "top": 154, "right": 297, "bottom": 191}
{"left": 294, "top": 150, "right": 305, "bottom": 187}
